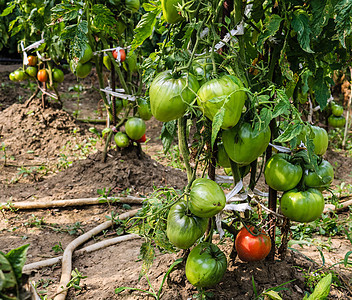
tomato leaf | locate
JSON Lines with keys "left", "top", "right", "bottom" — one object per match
{"left": 311, "top": 0, "right": 332, "bottom": 39}
{"left": 257, "top": 14, "right": 283, "bottom": 50}
{"left": 313, "top": 68, "right": 330, "bottom": 110}
{"left": 254, "top": 108, "right": 272, "bottom": 136}
{"left": 307, "top": 273, "right": 332, "bottom": 300}
{"left": 334, "top": 0, "right": 352, "bottom": 48}
{"left": 161, "top": 120, "right": 176, "bottom": 153}
{"left": 4, "top": 244, "right": 29, "bottom": 284}
{"left": 139, "top": 241, "right": 155, "bottom": 280}
{"left": 91, "top": 4, "right": 118, "bottom": 40}
{"left": 262, "top": 290, "right": 283, "bottom": 300}
{"left": 211, "top": 106, "right": 225, "bottom": 148}
{"left": 0, "top": 3, "right": 15, "bottom": 17}
{"left": 291, "top": 11, "right": 314, "bottom": 53}
{"left": 275, "top": 123, "right": 303, "bottom": 143}
{"left": 130, "top": 9, "right": 161, "bottom": 54}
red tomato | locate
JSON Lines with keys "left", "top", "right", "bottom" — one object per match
{"left": 112, "top": 48, "right": 126, "bottom": 62}
{"left": 137, "top": 133, "right": 146, "bottom": 143}
{"left": 235, "top": 226, "right": 271, "bottom": 262}
{"left": 37, "top": 69, "right": 48, "bottom": 82}
{"left": 27, "top": 55, "right": 38, "bottom": 66}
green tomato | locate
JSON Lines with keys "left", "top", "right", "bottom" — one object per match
{"left": 149, "top": 70, "right": 199, "bottom": 122}
{"left": 72, "top": 61, "right": 93, "bottom": 79}
{"left": 14, "top": 69, "right": 27, "bottom": 81}
{"left": 25, "top": 66, "right": 37, "bottom": 78}
{"left": 52, "top": 68, "right": 64, "bottom": 83}
{"left": 114, "top": 132, "right": 130, "bottom": 148}
{"left": 328, "top": 115, "right": 346, "bottom": 128}
{"left": 125, "top": 117, "right": 146, "bottom": 140}
{"left": 311, "top": 125, "right": 328, "bottom": 156}
{"left": 280, "top": 188, "right": 325, "bottom": 223}
{"left": 185, "top": 242, "right": 227, "bottom": 288}
{"left": 125, "top": 0, "right": 140, "bottom": 12}
{"left": 303, "top": 159, "right": 334, "bottom": 189}
{"left": 264, "top": 153, "right": 303, "bottom": 191}
{"left": 9, "top": 72, "right": 16, "bottom": 81}
{"left": 217, "top": 143, "right": 231, "bottom": 168}
{"left": 79, "top": 44, "right": 93, "bottom": 64}
{"left": 331, "top": 104, "right": 344, "bottom": 117}
{"left": 222, "top": 122, "right": 270, "bottom": 166}
{"left": 137, "top": 97, "right": 152, "bottom": 121}
{"left": 161, "top": 0, "right": 184, "bottom": 24}
{"left": 189, "top": 178, "right": 226, "bottom": 218}
{"left": 166, "top": 201, "right": 208, "bottom": 249}
{"left": 197, "top": 75, "right": 247, "bottom": 129}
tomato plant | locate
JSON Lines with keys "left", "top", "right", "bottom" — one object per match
{"left": 280, "top": 188, "right": 325, "bottom": 223}
{"left": 185, "top": 242, "right": 227, "bottom": 288}
{"left": 37, "top": 69, "right": 48, "bottom": 82}
{"left": 264, "top": 153, "right": 303, "bottom": 191}
{"left": 235, "top": 226, "right": 271, "bottom": 262}
{"left": 166, "top": 201, "right": 208, "bottom": 249}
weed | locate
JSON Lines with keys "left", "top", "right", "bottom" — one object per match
{"left": 52, "top": 242, "right": 64, "bottom": 253}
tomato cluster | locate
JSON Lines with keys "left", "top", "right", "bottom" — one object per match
{"left": 328, "top": 101, "right": 346, "bottom": 128}
{"left": 114, "top": 117, "right": 147, "bottom": 148}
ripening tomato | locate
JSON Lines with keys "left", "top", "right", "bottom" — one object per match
{"left": 26, "top": 66, "right": 37, "bottom": 78}
{"left": 136, "top": 134, "right": 146, "bottom": 143}
{"left": 112, "top": 48, "right": 126, "bottom": 62}
{"left": 27, "top": 55, "right": 38, "bottom": 66}
{"left": 37, "top": 69, "right": 48, "bottom": 82}
{"left": 235, "top": 226, "right": 271, "bottom": 262}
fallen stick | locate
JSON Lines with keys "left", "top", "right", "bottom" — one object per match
{"left": 323, "top": 199, "right": 352, "bottom": 213}
{"left": 52, "top": 209, "right": 139, "bottom": 300}
{"left": 23, "top": 233, "right": 140, "bottom": 273}
{"left": 0, "top": 196, "right": 145, "bottom": 210}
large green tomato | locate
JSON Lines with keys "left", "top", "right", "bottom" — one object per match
{"left": 189, "top": 178, "right": 226, "bottom": 218}
{"left": 264, "top": 153, "right": 303, "bottom": 191}
{"left": 222, "top": 123, "right": 270, "bottom": 166}
{"left": 166, "top": 201, "right": 208, "bottom": 249}
{"left": 311, "top": 126, "right": 328, "bottom": 156}
{"left": 197, "top": 75, "right": 246, "bottom": 129}
{"left": 328, "top": 115, "right": 346, "bottom": 128}
{"left": 280, "top": 188, "right": 325, "bottom": 223}
{"left": 161, "top": 0, "right": 184, "bottom": 24}
{"left": 125, "top": 117, "right": 146, "bottom": 140}
{"left": 303, "top": 159, "right": 334, "bottom": 189}
{"left": 149, "top": 70, "right": 199, "bottom": 122}
{"left": 79, "top": 44, "right": 93, "bottom": 64}
{"left": 185, "top": 242, "right": 227, "bottom": 288}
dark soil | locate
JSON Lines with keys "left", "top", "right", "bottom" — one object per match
{"left": 1, "top": 64, "right": 351, "bottom": 300}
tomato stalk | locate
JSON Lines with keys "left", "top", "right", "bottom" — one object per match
{"left": 178, "top": 117, "right": 193, "bottom": 187}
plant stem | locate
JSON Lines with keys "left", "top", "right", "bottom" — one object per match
{"left": 178, "top": 117, "right": 193, "bottom": 186}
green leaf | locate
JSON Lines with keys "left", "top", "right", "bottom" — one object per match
{"left": 313, "top": 68, "right": 330, "bottom": 110}
{"left": 311, "top": 0, "right": 332, "bottom": 38}
{"left": 91, "top": 4, "right": 118, "bottom": 40}
{"left": 0, "top": 4, "right": 15, "bottom": 16}
{"left": 0, "top": 253, "right": 17, "bottom": 290}
{"left": 301, "top": 69, "right": 313, "bottom": 95}
{"left": 51, "top": 3, "right": 81, "bottom": 22}
{"left": 291, "top": 11, "right": 314, "bottom": 53}
{"left": 257, "top": 14, "right": 283, "bottom": 49}
{"left": 161, "top": 120, "right": 177, "bottom": 153}
{"left": 254, "top": 108, "right": 272, "bottom": 135}
{"left": 139, "top": 242, "right": 155, "bottom": 279}
{"left": 130, "top": 9, "right": 161, "bottom": 54}
{"left": 272, "top": 100, "right": 291, "bottom": 118}
{"left": 5, "top": 244, "right": 29, "bottom": 283}
{"left": 262, "top": 290, "right": 283, "bottom": 300}
{"left": 275, "top": 123, "right": 303, "bottom": 143}
{"left": 334, "top": 0, "right": 352, "bottom": 48}
{"left": 279, "top": 50, "right": 294, "bottom": 81}
{"left": 102, "top": 127, "right": 112, "bottom": 138}
{"left": 307, "top": 273, "right": 332, "bottom": 300}
{"left": 211, "top": 107, "right": 225, "bottom": 148}
{"left": 344, "top": 251, "right": 352, "bottom": 267}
